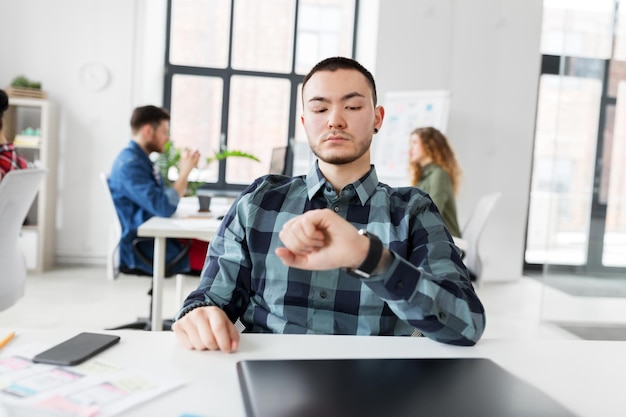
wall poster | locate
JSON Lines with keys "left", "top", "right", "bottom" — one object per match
{"left": 373, "top": 90, "right": 451, "bottom": 186}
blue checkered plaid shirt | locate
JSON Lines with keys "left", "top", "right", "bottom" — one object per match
{"left": 177, "top": 163, "right": 485, "bottom": 345}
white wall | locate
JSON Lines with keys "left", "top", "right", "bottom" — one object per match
{"left": 375, "top": 0, "right": 542, "bottom": 281}
{"left": 0, "top": 0, "right": 167, "bottom": 264}
{"left": 0, "top": 0, "right": 542, "bottom": 282}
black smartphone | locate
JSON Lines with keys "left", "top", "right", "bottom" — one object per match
{"left": 33, "top": 332, "right": 121, "bottom": 366}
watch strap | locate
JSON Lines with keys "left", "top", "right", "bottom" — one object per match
{"left": 348, "top": 229, "right": 383, "bottom": 279}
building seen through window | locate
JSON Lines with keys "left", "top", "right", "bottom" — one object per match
{"left": 527, "top": 0, "right": 626, "bottom": 271}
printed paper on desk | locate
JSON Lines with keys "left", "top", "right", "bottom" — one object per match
{"left": 0, "top": 347, "right": 184, "bottom": 417}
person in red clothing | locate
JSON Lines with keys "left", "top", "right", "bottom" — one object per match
{"left": 0, "top": 89, "right": 29, "bottom": 180}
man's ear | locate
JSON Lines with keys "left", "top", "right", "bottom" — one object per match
{"left": 140, "top": 124, "right": 153, "bottom": 140}
{"left": 374, "top": 105, "right": 385, "bottom": 132}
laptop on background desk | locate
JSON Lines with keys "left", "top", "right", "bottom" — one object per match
{"left": 237, "top": 358, "right": 579, "bottom": 417}
{"left": 268, "top": 146, "right": 287, "bottom": 175}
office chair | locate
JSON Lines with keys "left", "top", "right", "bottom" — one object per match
{"left": 99, "top": 172, "right": 198, "bottom": 330}
{"left": 0, "top": 169, "right": 47, "bottom": 311}
{"left": 461, "top": 192, "right": 502, "bottom": 286}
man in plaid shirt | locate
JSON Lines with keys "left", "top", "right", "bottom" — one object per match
{"left": 174, "top": 57, "right": 486, "bottom": 351}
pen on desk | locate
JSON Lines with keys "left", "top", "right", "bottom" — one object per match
{"left": 0, "top": 331, "right": 15, "bottom": 349}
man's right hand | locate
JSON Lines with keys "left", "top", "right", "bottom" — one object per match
{"left": 178, "top": 148, "right": 201, "bottom": 178}
{"left": 172, "top": 148, "right": 201, "bottom": 197}
{"left": 172, "top": 306, "right": 240, "bottom": 353}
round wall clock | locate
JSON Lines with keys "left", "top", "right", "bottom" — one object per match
{"left": 79, "top": 63, "right": 111, "bottom": 92}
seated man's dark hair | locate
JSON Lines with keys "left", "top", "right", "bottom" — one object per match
{"left": 130, "top": 105, "right": 170, "bottom": 133}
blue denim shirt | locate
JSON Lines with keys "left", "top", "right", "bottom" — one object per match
{"left": 108, "top": 140, "right": 189, "bottom": 274}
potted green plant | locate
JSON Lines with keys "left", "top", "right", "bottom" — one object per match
{"left": 154, "top": 141, "right": 260, "bottom": 196}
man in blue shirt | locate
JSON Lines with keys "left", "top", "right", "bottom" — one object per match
{"left": 173, "top": 57, "right": 486, "bottom": 351}
{"left": 109, "top": 105, "right": 200, "bottom": 275}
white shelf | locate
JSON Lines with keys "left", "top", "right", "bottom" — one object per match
{"left": 5, "top": 97, "right": 58, "bottom": 272}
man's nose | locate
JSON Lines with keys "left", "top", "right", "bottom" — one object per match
{"left": 327, "top": 109, "right": 346, "bottom": 129}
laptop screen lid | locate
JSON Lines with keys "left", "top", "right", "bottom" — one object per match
{"left": 237, "top": 357, "right": 579, "bottom": 417}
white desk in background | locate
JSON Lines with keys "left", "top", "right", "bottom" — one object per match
{"left": 453, "top": 236, "right": 468, "bottom": 252}
{"left": 137, "top": 197, "right": 229, "bottom": 331}
{"left": 0, "top": 329, "right": 624, "bottom": 417}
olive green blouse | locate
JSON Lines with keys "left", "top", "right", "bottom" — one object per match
{"left": 417, "top": 163, "right": 461, "bottom": 237}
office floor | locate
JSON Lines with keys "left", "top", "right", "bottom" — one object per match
{"left": 2, "top": 266, "right": 626, "bottom": 340}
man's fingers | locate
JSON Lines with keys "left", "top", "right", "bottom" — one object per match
{"left": 228, "top": 323, "right": 241, "bottom": 351}
{"left": 173, "top": 306, "right": 239, "bottom": 352}
{"left": 173, "top": 318, "right": 211, "bottom": 350}
{"left": 275, "top": 247, "right": 296, "bottom": 265}
{"left": 280, "top": 218, "right": 325, "bottom": 253}
{"left": 301, "top": 220, "right": 325, "bottom": 244}
{"left": 208, "top": 314, "right": 236, "bottom": 353}
{"left": 172, "top": 321, "right": 194, "bottom": 349}
{"left": 196, "top": 320, "right": 219, "bottom": 351}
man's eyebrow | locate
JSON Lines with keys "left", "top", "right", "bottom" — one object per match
{"left": 307, "top": 91, "right": 366, "bottom": 103}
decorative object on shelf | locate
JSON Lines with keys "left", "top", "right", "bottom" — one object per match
{"left": 154, "top": 141, "right": 260, "bottom": 196}
{"left": 79, "top": 62, "right": 111, "bottom": 92}
{"left": 6, "top": 75, "right": 46, "bottom": 99}
{"left": 13, "top": 127, "right": 42, "bottom": 147}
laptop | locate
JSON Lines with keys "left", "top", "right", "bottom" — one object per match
{"left": 237, "top": 358, "right": 579, "bottom": 417}
{"left": 268, "top": 146, "right": 287, "bottom": 175}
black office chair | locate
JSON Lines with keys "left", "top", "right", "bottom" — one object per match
{"left": 100, "top": 172, "right": 201, "bottom": 331}
{"left": 107, "top": 237, "right": 198, "bottom": 331}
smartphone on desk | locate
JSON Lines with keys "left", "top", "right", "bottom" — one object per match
{"left": 33, "top": 332, "right": 120, "bottom": 366}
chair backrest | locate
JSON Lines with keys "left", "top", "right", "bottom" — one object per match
{"left": 99, "top": 172, "right": 122, "bottom": 280}
{"left": 461, "top": 192, "right": 502, "bottom": 284}
{"left": 0, "top": 169, "right": 47, "bottom": 311}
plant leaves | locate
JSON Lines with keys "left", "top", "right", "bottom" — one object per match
{"left": 206, "top": 149, "right": 260, "bottom": 165}
{"left": 153, "top": 142, "right": 259, "bottom": 192}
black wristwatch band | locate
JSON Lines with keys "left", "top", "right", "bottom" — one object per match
{"left": 347, "top": 229, "right": 383, "bottom": 279}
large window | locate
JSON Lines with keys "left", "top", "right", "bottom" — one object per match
{"left": 526, "top": 0, "right": 626, "bottom": 272}
{"left": 164, "top": 0, "right": 359, "bottom": 191}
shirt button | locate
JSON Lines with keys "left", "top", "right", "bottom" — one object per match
{"left": 333, "top": 206, "right": 339, "bottom": 212}
{"left": 396, "top": 281, "right": 404, "bottom": 290}
{"left": 320, "top": 290, "right": 328, "bottom": 298}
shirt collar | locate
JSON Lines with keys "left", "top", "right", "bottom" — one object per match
{"left": 129, "top": 140, "right": 152, "bottom": 163}
{"left": 305, "top": 160, "right": 379, "bottom": 205}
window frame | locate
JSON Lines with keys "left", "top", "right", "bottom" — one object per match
{"left": 524, "top": 53, "right": 626, "bottom": 275}
{"left": 163, "top": 0, "right": 360, "bottom": 193}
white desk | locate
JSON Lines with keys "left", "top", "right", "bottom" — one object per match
{"left": 137, "top": 197, "right": 226, "bottom": 330}
{"left": 0, "top": 330, "right": 624, "bottom": 417}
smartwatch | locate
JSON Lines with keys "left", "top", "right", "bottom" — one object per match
{"left": 346, "top": 229, "right": 383, "bottom": 279}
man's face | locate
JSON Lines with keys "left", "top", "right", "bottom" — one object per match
{"left": 301, "top": 69, "right": 382, "bottom": 165}
{"left": 145, "top": 120, "right": 170, "bottom": 154}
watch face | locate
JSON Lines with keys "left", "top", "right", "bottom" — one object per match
{"left": 79, "top": 63, "right": 110, "bottom": 92}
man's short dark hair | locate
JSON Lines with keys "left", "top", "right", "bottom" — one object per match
{"left": 130, "top": 105, "right": 170, "bottom": 134}
{"left": 302, "top": 57, "right": 378, "bottom": 106}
